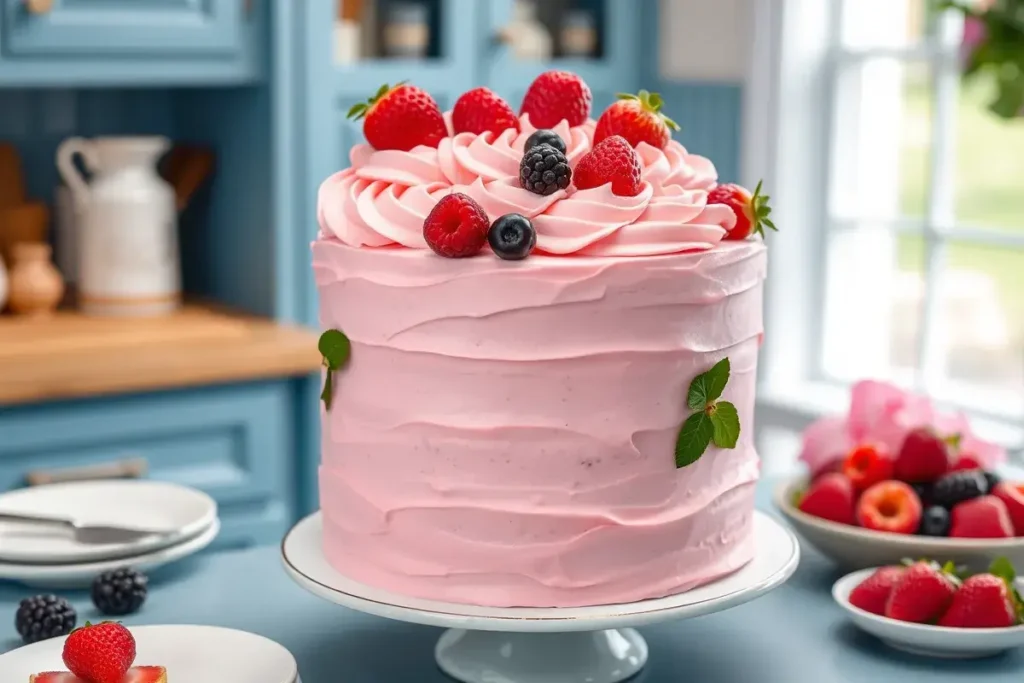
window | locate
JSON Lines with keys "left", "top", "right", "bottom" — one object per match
{"left": 751, "top": 0, "right": 1024, "bottom": 468}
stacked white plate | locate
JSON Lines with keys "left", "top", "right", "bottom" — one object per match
{"left": 0, "top": 480, "right": 219, "bottom": 588}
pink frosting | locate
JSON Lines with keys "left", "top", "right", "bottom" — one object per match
{"left": 318, "top": 114, "right": 732, "bottom": 258}
{"left": 313, "top": 239, "right": 767, "bottom": 607}
{"left": 799, "top": 380, "right": 1007, "bottom": 477}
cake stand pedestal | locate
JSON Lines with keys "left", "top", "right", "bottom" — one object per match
{"left": 281, "top": 511, "right": 799, "bottom": 683}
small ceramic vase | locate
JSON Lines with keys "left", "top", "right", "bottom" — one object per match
{"left": 7, "top": 242, "right": 64, "bottom": 317}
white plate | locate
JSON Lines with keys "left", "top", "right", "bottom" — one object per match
{"left": 775, "top": 477, "right": 1024, "bottom": 571}
{"left": 0, "top": 481, "right": 217, "bottom": 565}
{"left": 833, "top": 567, "right": 1024, "bottom": 658}
{"left": 0, "top": 624, "right": 298, "bottom": 683}
{"left": 0, "top": 517, "right": 220, "bottom": 589}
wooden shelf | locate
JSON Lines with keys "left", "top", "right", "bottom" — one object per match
{"left": 0, "top": 303, "right": 322, "bottom": 407}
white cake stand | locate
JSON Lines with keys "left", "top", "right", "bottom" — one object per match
{"left": 281, "top": 511, "right": 799, "bottom": 683}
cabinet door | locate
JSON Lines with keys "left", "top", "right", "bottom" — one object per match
{"left": 2, "top": 0, "right": 243, "bottom": 58}
{"left": 484, "top": 0, "right": 640, "bottom": 113}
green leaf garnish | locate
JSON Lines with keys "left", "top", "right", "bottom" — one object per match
{"left": 710, "top": 401, "right": 741, "bottom": 448}
{"left": 990, "top": 556, "right": 1017, "bottom": 584}
{"left": 674, "top": 356, "right": 741, "bottom": 468}
{"left": 944, "top": 432, "right": 963, "bottom": 451}
{"left": 687, "top": 358, "right": 730, "bottom": 411}
{"left": 750, "top": 180, "right": 778, "bottom": 238}
{"left": 318, "top": 329, "right": 351, "bottom": 410}
{"left": 675, "top": 412, "right": 714, "bottom": 468}
{"left": 346, "top": 81, "right": 409, "bottom": 121}
{"left": 615, "top": 89, "right": 681, "bottom": 132}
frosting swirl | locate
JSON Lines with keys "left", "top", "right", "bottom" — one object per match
{"left": 317, "top": 116, "right": 735, "bottom": 257}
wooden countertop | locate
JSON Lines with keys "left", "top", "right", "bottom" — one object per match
{"left": 0, "top": 303, "right": 322, "bottom": 406}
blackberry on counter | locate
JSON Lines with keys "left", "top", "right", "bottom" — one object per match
{"left": 930, "top": 470, "right": 989, "bottom": 509}
{"left": 15, "top": 594, "right": 77, "bottom": 644}
{"left": 523, "top": 129, "right": 567, "bottom": 155}
{"left": 519, "top": 144, "right": 572, "bottom": 196}
{"left": 91, "top": 567, "right": 148, "bottom": 616}
{"left": 918, "top": 505, "right": 951, "bottom": 537}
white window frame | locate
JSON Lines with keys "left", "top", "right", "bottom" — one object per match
{"left": 745, "top": 0, "right": 1024, "bottom": 467}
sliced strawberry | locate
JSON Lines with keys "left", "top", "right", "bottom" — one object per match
{"left": 593, "top": 90, "right": 680, "bottom": 149}
{"left": 124, "top": 666, "right": 167, "bottom": 683}
{"left": 30, "top": 674, "right": 84, "bottom": 683}
{"left": 347, "top": 82, "right": 447, "bottom": 151}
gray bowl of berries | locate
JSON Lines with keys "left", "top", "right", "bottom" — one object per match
{"left": 775, "top": 429, "right": 1024, "bottom": 572}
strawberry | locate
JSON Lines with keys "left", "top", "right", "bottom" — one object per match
{"left": 422, "top": 192, "right": 490, "bottom": 258}
{"left": 885, "top": 560, "right": 959, "bottom": 623}
{"left": 347, "top": 82, "right": 447, "bottom": 152}
{"left": 31, "top": 668, "right": 166, "bottom": 683}
{"left": 856, "top": 480, "right": 922, "bottom": 534}
{"left": 706, "top": 181, "right": 777, "bottom": 241}
{"left": 797, "top": 472, "right": 856, "bottom": 525}
{"left": 452, "top": 87, "right": 519, "bottom": 136}
{"left": 939, "top": 569, "right": 1021, "bottom": 628}
{"left": 520, "top": 70, "right": 592, "bottom": 128}
{"left": 573, "top": 135, "right": 643, "bottom": 197}
{"left": 952, "top": 453, "right": 982, "bottom": 471}
{"left": 949, "top": 495, "right": 1014, "bottom": 538}
{"left": 842, "top": 443, "right": 894, "bottom": 491}
{"left": 993, "top": 482, "right": 1024, "bottom": 535}
{"left": 894, "top": 427, "right": 951, "bottom": 483}
{"left": 593, "top": 90, "right": 680, "bottom": 149}
{"left": 849, "top": 566, "right": 905, "bottom": 616}
{"left": 62, "top": 621, "right": 136, "bottom": 683}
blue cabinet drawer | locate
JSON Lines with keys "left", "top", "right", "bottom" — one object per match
{"left": 0, "top": 381, "right": 296, "bottom": 548}
{"left": 2, "top": 0, "right": 243, "bottom": 58}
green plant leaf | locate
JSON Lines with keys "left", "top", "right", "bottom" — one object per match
{"left": 990, "top": 556, "right": 1017, "bottom": 583}
{"left": 319, "top": 329, "right": 351, "bottom": 370}
{"left": 710, "top": 401, "right": 741, "bottom": 448}
{"left": 320, "top": 371, "right": 334, "bottom": 410}
{"left": 686, "top": 357, "right": 730, "bottom": 410}
{"left": 675, "top": 412, "right": 714, "bottom": 468}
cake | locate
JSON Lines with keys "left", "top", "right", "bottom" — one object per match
{"left": 313, "top": 71, "right": 774, "bottom": 608}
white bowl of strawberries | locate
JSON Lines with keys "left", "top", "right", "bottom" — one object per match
{"left": 833, "top": 557, "right": 1024, "bottom": 658}
{"left": 776, "top": 426, "right": 1024, "bottom": 571}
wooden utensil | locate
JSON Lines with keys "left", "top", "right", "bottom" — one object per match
{"left": 0, "top": 201, "right": 49, "bottom": 266}
{"left": 162, "top": 144, "right": 214, "bottom": 213}
{"left": 0, "top": 143, "right": 27, "bottom": 208}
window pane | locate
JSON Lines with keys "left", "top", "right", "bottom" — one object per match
{"left": 953, "top": 73, "right": 1024, "bottom": 233}
{"left": 820, "top": 228, "right": 924, "bottom": 384}
{"left": 830, "top": 59, "right": 931, "bottom": 221}
{"left": 938, "top": 242, "right": 1024, "bottom": 402}
{"left": 841, "top": 0, "right": 930, "bottom": 48}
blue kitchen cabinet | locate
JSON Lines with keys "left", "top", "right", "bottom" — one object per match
{"left": 2, "top": 0, "right": 243, "bottom": 57}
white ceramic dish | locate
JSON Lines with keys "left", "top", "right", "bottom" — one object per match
{"left": 0, "top": 480, "right": 217, "bottom": 565}
{"left": 0, "top": 624, "right": 298, "bottom": 683}
{"left": 833, "top": 567, "right": 1024, "bottom": 658}
{"left": 0, "top": 517, "right": 219, "bottom": 588}
{"left": 775, "top": 477, "right": 1024, "bottom": 571}
{"left": 281, "top": 510, "right": 800, "bottom": 683}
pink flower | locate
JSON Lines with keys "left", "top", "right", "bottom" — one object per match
{"left": 960, "top": 16, "right": 987, "bottom": 68}
{"left": 799, "top": 380, "right": 1006, "bottom": 477}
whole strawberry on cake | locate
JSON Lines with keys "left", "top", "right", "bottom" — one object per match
{"left": 313, "top": 71, "right": 776, "bottom": 608}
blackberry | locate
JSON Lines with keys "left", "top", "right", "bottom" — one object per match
{"left": 15, "top": 594, "right": 77, "bottom": 644}
{"left": 488, "top": 213, "right": 536, "bottom": 260}
{"left": 91, "top": 567, "right": 148, "bottom": 616}
{"left": 983, "top": 470, "right": 1001, "bottom": 491}
{"left": 917, "top": 505, "right": 951, "bottom": 537}
{"left": 519, "top": 144, "right": 571, "bottom": 196}
{"left": 930, "top": 470, "right": 988, "bottom": 509}
{"left": 910, "top": 482, "right": 934, "bottom": 505}
{"left": 523, "top": 129, "right": 567, "bottom": 155}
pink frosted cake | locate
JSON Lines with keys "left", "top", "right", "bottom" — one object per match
{"left": 312, "top": 72, "right": 775, "bottom": 607}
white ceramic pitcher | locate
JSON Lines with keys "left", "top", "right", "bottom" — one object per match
{"left": 56, "top": 136, "right": 180, "bottom": 317}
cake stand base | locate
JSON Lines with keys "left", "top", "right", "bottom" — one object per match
{"left": 435, "top": 628, "right": 647, "bottom": 683}
{"left": 281, "top": 511, "right": 799, "bottom": 683}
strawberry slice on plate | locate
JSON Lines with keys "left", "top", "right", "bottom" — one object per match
{"left": 30, "top": 667, "right": 167, "bottom": 683}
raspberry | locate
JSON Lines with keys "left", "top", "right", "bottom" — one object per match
{"left": 422, "top": 193, "right": 490, "bottom": 258}
{"left": 573, "top": 135, "right": 643, "bottom": 197}
{"left": 856, "top": 480, "right": 922, "bottom": 534}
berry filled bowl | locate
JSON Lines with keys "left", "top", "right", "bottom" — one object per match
{"left": 832, "top": 557, "right": 1024, "bottom": 658}
{"left": 775, "top": 381, "right": 1024, "bottom": 571}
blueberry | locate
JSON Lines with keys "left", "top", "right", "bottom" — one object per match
{"left": 524, "top": 129, "right": 567, "bottom": 155}
{"left": 918, "top": 505, "right": 951, "bottom": 537}
{"left": 488, "top": 214, "right": 536, "bottom": 260}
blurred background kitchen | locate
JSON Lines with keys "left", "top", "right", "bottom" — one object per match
{"left": 0, "top": 0, "right": 1020, "bottom": 552}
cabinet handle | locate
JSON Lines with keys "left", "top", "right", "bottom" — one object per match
{"left": 26, "top": 458, "right": 148, "bottom": 487}
{"left": 24, "top": 0, "right": 53, "bottom": 14}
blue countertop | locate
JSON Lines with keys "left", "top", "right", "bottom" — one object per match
{"left": 1, "top": 488, "right": 1021, "bottom": 682}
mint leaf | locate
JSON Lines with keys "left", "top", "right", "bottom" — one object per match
{"left": 320, "top": 370, "right": 334, "bottom": 410}
{"left": 944, "top": 432, "right": 963, "bottom": 451}
{"left": 675, "top": 412, "right": 714, "bottom": 468}
{"left": 710, "top": 401, "right": 741, "bottom": 448}
{"left": 686, "top": 357, "right": 731, "bottom": 410}
{"left": 319, "top": 329, "right": 350, "bottom": 370}
{"left": 990, "top": 556, "right": 1017, "bottom": 583}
